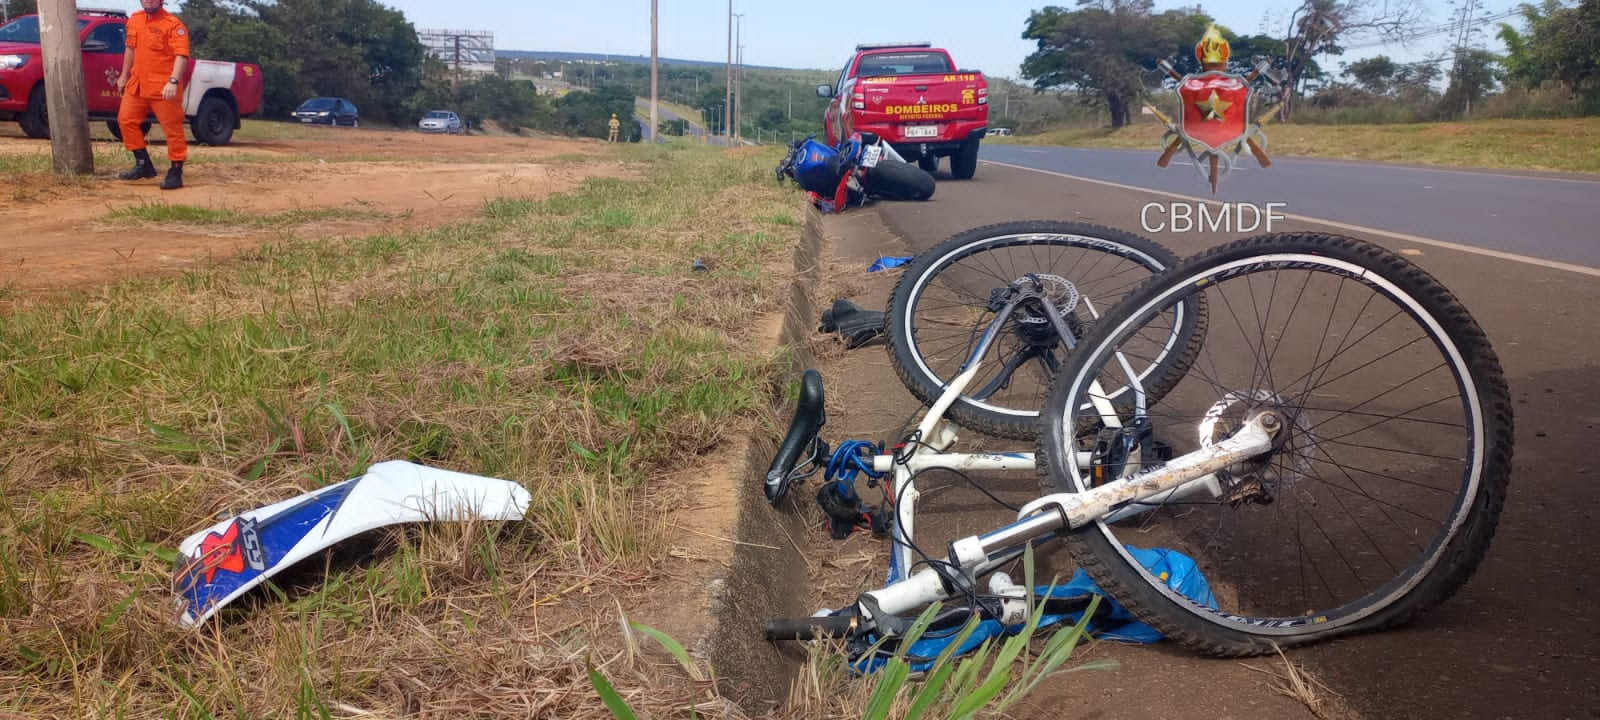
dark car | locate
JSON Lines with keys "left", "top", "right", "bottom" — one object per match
{"left": 291, "top": 97, "right": 359, "bottom": 127}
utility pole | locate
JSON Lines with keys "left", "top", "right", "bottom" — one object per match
{"left": 1449, "top": 0, "right": 1480, "bottom": 117}
{"left": 650, "top": 0, "right": 658, "bottom": 143}
{"left": 737, "top": 44, "right": 744, "bottom": 143}
{"left": 733, "top": 13, "right": 743, "bottom": 143}
{"left": 39, "top": 0, "right": 91, "bottom": 174}
{"left": 725, "top": 0, "right": 733, "bottom": 140}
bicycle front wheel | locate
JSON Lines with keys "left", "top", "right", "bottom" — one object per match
{"left": 886, "top": 220, "right": 1202, "bottom": 440}
{"left": 1037, "top": 232, "right": 1513, "bottom": 656}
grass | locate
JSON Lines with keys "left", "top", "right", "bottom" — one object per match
{"left": 1014, "top": 115, "right": 1600, "bottom": 174}
{"left": 592, "top": 544, "right": 1120, "bottom": 720}
{"left": 101, "top": 202, "right": 399, "bottom": 228}
{"left": 0, "top": 140, "right": 813, "bottom": 718}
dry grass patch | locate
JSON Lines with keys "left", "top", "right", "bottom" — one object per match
{"left": 0, "top": 142, "right": 813, "bottom": 718}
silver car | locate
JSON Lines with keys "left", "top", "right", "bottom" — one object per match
{"left": 418, "top": 110, "right": 463, "bottom": 134}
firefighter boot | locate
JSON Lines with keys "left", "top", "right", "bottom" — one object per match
{"left": 160, "top": 161, "right": 184, "bottom": 190}
{"left": 118, "top": 149, "right": 157, "bottom": 180}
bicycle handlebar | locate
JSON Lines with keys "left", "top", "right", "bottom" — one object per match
{"left": 764, "top": 613, "right": 858, "bottom": 641}
{"left": 764, "top": 368, "right": 826, "bottom": 504}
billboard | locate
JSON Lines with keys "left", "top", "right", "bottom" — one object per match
{"left": 418, "top": 29, "right": 496, "bottom": 75}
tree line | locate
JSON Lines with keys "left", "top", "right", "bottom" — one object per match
{"left": 1018, "top": 0, "right": 1600, "bottom": 127}
{"left": 500, "top": 57, "right": 831, "bottom": 140}
{"left": 0, "top": 0, "right": 639, "bottom": 139}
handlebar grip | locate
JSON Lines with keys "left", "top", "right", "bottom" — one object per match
{"left": 764, "top": 368, "right": 826, "bottom": 504}
{"left": 765, "top": 613, "right": 858, "bottom": 641}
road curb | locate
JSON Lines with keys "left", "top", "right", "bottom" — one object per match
{"left": 694, "top": 203, "right": 827, "bottom": 710}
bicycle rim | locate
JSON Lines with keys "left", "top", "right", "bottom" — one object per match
{"left": 1040, "top": 234, "right": 1511, "bottom": 653}
{"left": 888, "top": 222, "right": 1193, "bottom": 439}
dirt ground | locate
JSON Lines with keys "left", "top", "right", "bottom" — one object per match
{"left": 0, "top": 124, "right": 626, "bottom": 295}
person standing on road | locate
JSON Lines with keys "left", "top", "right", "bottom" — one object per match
{"left": 608, "top": 113, "right": 620, "bottom": 142}
{"left": 115, "top": 0, "right": 190, "bottom": 190}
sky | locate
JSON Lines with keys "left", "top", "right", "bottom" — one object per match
{"left": 106, "top": 0, "right": 1524, "bottom": 82}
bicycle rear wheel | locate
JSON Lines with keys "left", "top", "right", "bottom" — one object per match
{"left": 1036, "top": 232, "right": 1513, "bottom": 656}
{"left": 886, "top": 220, "right": 1203, "bottom": 440}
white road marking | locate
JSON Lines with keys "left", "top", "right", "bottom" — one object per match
{"left": 982, "top": 159, "right": 1600, "bottom": 278}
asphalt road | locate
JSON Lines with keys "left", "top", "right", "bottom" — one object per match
{"left": 980, "top": 144, "right": 1600, "bottom": 270}
{"left": 857, "top": 154, "right": 1599, "bottom": 720}
{"left": 633, "top": 99, "right": 745, "bottom": 147}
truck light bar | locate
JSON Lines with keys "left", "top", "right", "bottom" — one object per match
{"left": 855, "top": 42, "right": 932, "bottom": 50}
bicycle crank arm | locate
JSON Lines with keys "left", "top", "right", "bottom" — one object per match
{"left": 845, "top": 414, "right": 1280, "bottom": 625}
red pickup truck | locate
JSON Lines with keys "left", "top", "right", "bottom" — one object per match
{"left": 819, "top": 42, "right": 989, "bottom": 179}
{"left": 0, "top": 8, "right": 263, "bottom": 146}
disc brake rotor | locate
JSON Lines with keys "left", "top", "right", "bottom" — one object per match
{"left": 1010, "top": 273, "right": 1081, "bottom": 346}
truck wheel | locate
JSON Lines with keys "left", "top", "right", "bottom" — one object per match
{"left": 951, "top": 139, "right": 979, "bottom": 179}
{"left": 106, "top": 119, "right": 153, "bottom": 141}
{"left": 19, "top": 86, "right": 49, "bottom": 139}
{"left": 918, "top": 155, "right": 939, "bottom": 173}
{"left": 863, "top": 159, "right": 936, "bottom": 201}
{"left": 191, "top": 96, "right": 235, "bottom": 146}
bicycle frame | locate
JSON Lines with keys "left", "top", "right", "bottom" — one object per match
{"left": 772, "top": 275, "right": 1280, "bottom": 640}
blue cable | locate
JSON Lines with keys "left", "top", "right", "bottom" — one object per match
{"left": 824, "top": 439, "right": 884, "bottom": 501}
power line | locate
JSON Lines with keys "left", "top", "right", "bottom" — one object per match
{"left": 1339, "top": 8, "right": 1520, "bottom": 51}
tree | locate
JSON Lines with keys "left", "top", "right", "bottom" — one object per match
{"left": 1496, "top": 0, "right": 1562, "bottom": 87}
{"left": 455, "top": 72, "right": 549, "bottom": 130}
{"left": 1497, "top": 0, "right": 1599, "bottom": 104}
{"left": 180, "top": 0, "right": 426, "bottom": 122}
{"left": 552, "top": 84, "right": 638, "bottom": 140}
{"left": 1166, "top": 29, "right": 1287, "bottom": 78}
{"left": 1020, "top": 0, "right": 1207, "bottom": 128}
{"left": 1344, "top": 55, "right": 1400, "bottom": 94}
{"left": 1277, "top": 0, "right": 1427, "bottom": 119}
{"left": 2, "top": 0, "right": 37, "bottom": 21}
{"left": 757, "top": 107, "right": 786, "bottom": 130}
{"left": 1439, "top": 48, "right": 1502, "bottom": 117}
{"left": 1338, "top": 54, "right": 1441, "bottom": 101}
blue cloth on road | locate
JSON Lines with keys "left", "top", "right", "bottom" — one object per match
{"left": 867, "top": 255, "right": 912, "bottom": 272}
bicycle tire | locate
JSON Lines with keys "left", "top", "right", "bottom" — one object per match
{"left": 886, "top": 220, "right": 1204, "bottom": 440}
{"left": 1036, "top": 232, "right": 1513, "bottom": 656}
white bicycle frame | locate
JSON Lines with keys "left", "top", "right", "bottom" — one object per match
{"left": 829, "top": 279, "right": 1279, "bottom": 629}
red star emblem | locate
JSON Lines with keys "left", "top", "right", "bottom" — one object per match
{"left": 194, "top": 522, "right": 246, "bottom": 583}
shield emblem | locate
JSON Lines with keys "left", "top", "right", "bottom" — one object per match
{"left": 1178, "top": 72, "right": 1251, "bottom": 153}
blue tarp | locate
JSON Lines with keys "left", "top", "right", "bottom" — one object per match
{"left": 849, "top": 545, "right": 1216, "bottom": 674}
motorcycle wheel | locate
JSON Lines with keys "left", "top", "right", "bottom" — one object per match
{"left": 863, "top": 159, "right": 935, "bottom": 201}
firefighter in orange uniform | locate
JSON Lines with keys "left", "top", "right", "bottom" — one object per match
{"left": 115, "top": 0, "right": 190, "bottom": 190}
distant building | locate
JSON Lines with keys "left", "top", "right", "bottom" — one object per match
{"left": 417, "top": 29, "right": 496, "bottom": 75}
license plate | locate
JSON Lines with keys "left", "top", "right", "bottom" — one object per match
{"left": 862, "top": 144, "right": 882, "bottom": 167}
{"left": 904, "top": 125, "right": 937, "bottom": 138}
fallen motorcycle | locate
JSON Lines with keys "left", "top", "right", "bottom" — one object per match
{"left": 777, "top": 132, "right": 935, "bottom": 212}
